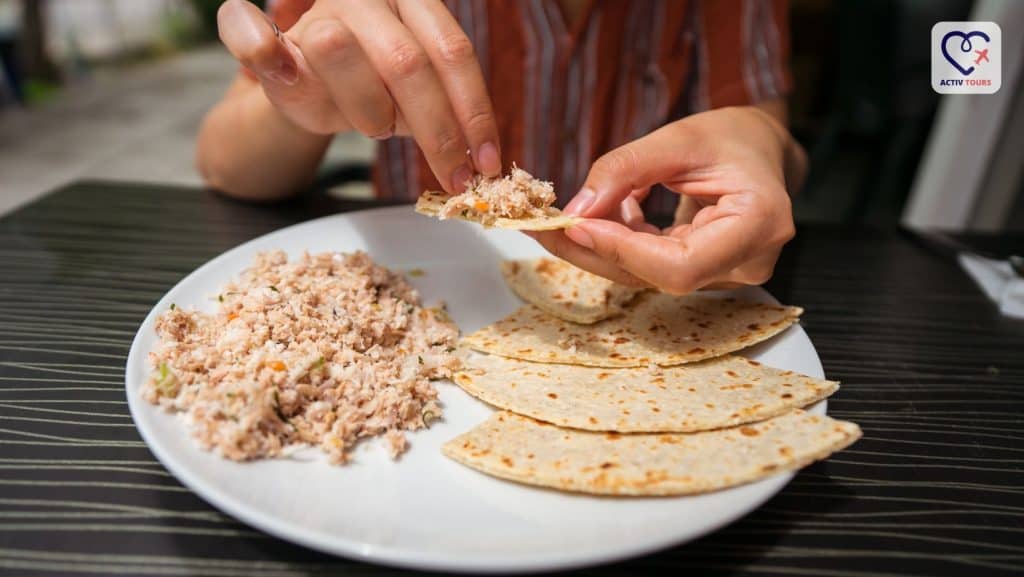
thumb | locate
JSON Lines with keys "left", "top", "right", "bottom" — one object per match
{"left": 565, "top": 122, "right": 706, "bottom": 218}
{"left": 218, "top": 0, "right": 297, "bottom": 85}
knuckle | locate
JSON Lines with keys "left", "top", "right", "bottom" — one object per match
{"left": 436, "top": 33, "right": 476, "bottom": 67}
{"left": 662, "top": 265, "right": 699, "bottom": 295}
{"left": 384, "top": 42, "right": 430, "bottom": 80}
{"left": 461, "top": 105, "right": 494, "bottom": 136}
{"left": 778, "top": 219, "right": 796, "bottom": 244}
{"left": 755, "top": 268, "right": 775, "bottom": 284}
{"left": 537, "top": 235, "right": 566, "bottom": 259}
{"left": 602, "top": 244, "right": 628, "bottom": 269}
{"left": 355, "top": 113, "right": 396, "bottom": 139}
{"left": 593, "top": 146, "right": 641, "bottom": 185}
{"left": 743, "top": 266, "right": 775, "bottom": 286}
{"left": 305, "top": 21, "right": 355, "bottom": 62}
{"left": 428, "top": 127, "right": 464, "bottom": 158}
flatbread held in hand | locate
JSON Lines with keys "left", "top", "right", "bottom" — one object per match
{"left": 462, "top": 294, "right": 803, "bottom": 367}
{"left": 416, "top": 191, "right": 581, "bottom": 230}
{"left": 442, "top": 410, "right": 861, "bottom": 496}
{"left": 454, "top": 351, "right": 838, "bottom": 432}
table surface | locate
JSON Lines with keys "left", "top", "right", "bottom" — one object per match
{"left": 0, "top": 181, "right": 1022, "bottom": 577}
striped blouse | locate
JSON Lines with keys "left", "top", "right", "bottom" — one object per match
{"left": 268, "top": 0, "right": 792, "bottom": 216}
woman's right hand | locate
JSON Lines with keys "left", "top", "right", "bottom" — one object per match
{"left": 216, "top": 0, "right": 502, "bottom": 192}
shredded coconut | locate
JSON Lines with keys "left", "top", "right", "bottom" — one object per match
{"left": 143, "top": 251, "right": 459, "bottom": 464}
{"left": 438, "top": 165, "right": 558, "bottom": 225}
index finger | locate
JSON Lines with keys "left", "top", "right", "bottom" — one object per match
{"left": 567, "top": 213, "right": 762, "bottom": 295}
{"left": 397, "top": 0, "right": 501, "bottom": 176}
{"left": 564, "top": 122, "right": 707, "bottom": 218}
{"left": 341, "top": 0, "right": 472, "bottom": 192}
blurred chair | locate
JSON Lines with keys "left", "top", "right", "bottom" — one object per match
{"left": 797, "top": 0, "right": 972, "bottom": 225}
{"left": 903, "top": 0, "right": 1024, "bottom": 232}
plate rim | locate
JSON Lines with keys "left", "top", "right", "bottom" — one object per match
{"left": 126, "top": 205, "right": 826, "bottom": 573}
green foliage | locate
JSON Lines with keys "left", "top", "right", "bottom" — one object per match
{"left": 23, "top": 79, "right": 59, "bottom": 105}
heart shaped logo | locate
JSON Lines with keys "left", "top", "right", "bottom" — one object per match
{"left": 941, "top": 30, "right": 990, "bottom": 76}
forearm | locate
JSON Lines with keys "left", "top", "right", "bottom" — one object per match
{"left": 196, "top": 78, "right": 333, "bottom": 201}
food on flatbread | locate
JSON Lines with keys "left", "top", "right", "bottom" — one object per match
{"left": 453, "top": 351, "right": 838, "bottom": 432}
{"left": 144, "top": 251, "right": 459, "bottom": 464}
{"left": 416, "top": 166, "right": 581, "bottom": 230}
{"left": 462, "top": 294, "right": 802, "bottom": 367}
{"left": 443, "top": 410, "right": 861, "bottom": 496}
{"left": 501, "top": 258, "right": 646, "bottom": 324}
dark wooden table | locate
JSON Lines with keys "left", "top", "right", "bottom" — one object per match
{"left": 1, "top": 181, "right": 1022, "bottom": 577}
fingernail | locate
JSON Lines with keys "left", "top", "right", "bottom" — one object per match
{"left": 565, "top": 225, "right": 594, "bottom": 249}
{"left": 621, "top": 196, "right": 642, "bottom": 224}
{"left": 372, "top": 126, "right": 394, "bottom": 140}
{"left": 476, "top": 142, "right": 501, "bottom": 176}
{"left": 263, "top": 33, "right": 298, "bottom": 86}
{"left": 564, "top": 187, "right": 596, "bottom": 216}
{"left": 265, "top": 60, "right": 297, "bottom": 86}
{"left": 451, "top": 164, "right": 473, "bottom": 192}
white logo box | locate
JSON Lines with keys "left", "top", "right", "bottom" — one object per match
{"left": 931, "top": 21, "right": 1001, "bottom": 94}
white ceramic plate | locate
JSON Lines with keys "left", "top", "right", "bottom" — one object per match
{"left": 126, "top": 206, "right": 827, "bottom": 574}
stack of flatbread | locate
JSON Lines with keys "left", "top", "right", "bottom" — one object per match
{"left": 443, "top": 257, "right": 861, "bottom": 496}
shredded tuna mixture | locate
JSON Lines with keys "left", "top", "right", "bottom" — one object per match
{"left": 438, "top": 165, "right": 558, "bottom": 225}
{"left": 144, "top": 251, "right": 460, "bottom": 464}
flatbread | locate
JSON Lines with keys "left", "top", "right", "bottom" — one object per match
{"left": 453, "top": 351, "right": 838, "bottom": 432}
{"left": 415, "top": 191, "right": 582, "bottom": 230}
{"left": 462, "top": 294, "right": 803, "bottom": 367}
{"left": 442, "top": 410, "right": 861, "bottom": 496}
{"left": 501, "top": 258, "right": 646, "bottom": 324}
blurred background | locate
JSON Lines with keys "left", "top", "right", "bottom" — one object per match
{"left": 0, "top": 0, "right": 1021, "bottom": 231}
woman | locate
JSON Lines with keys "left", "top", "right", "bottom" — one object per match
{"left": 198, "top": 0, "right": 805, "bottom": 294}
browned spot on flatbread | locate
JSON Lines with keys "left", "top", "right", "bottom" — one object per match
{"left": 740, "top": 427, "right": 760, "bottom": 437}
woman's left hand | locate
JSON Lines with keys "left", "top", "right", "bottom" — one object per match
{"left": 530, "top": 106, "right": 806, "bottom": 294}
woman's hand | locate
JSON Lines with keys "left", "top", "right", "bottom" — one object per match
{"left": 216, "top": 0, "right": 501, "bottom": 192}
{"left": 531, "top": 106, "right": 805, "bottom": 294}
